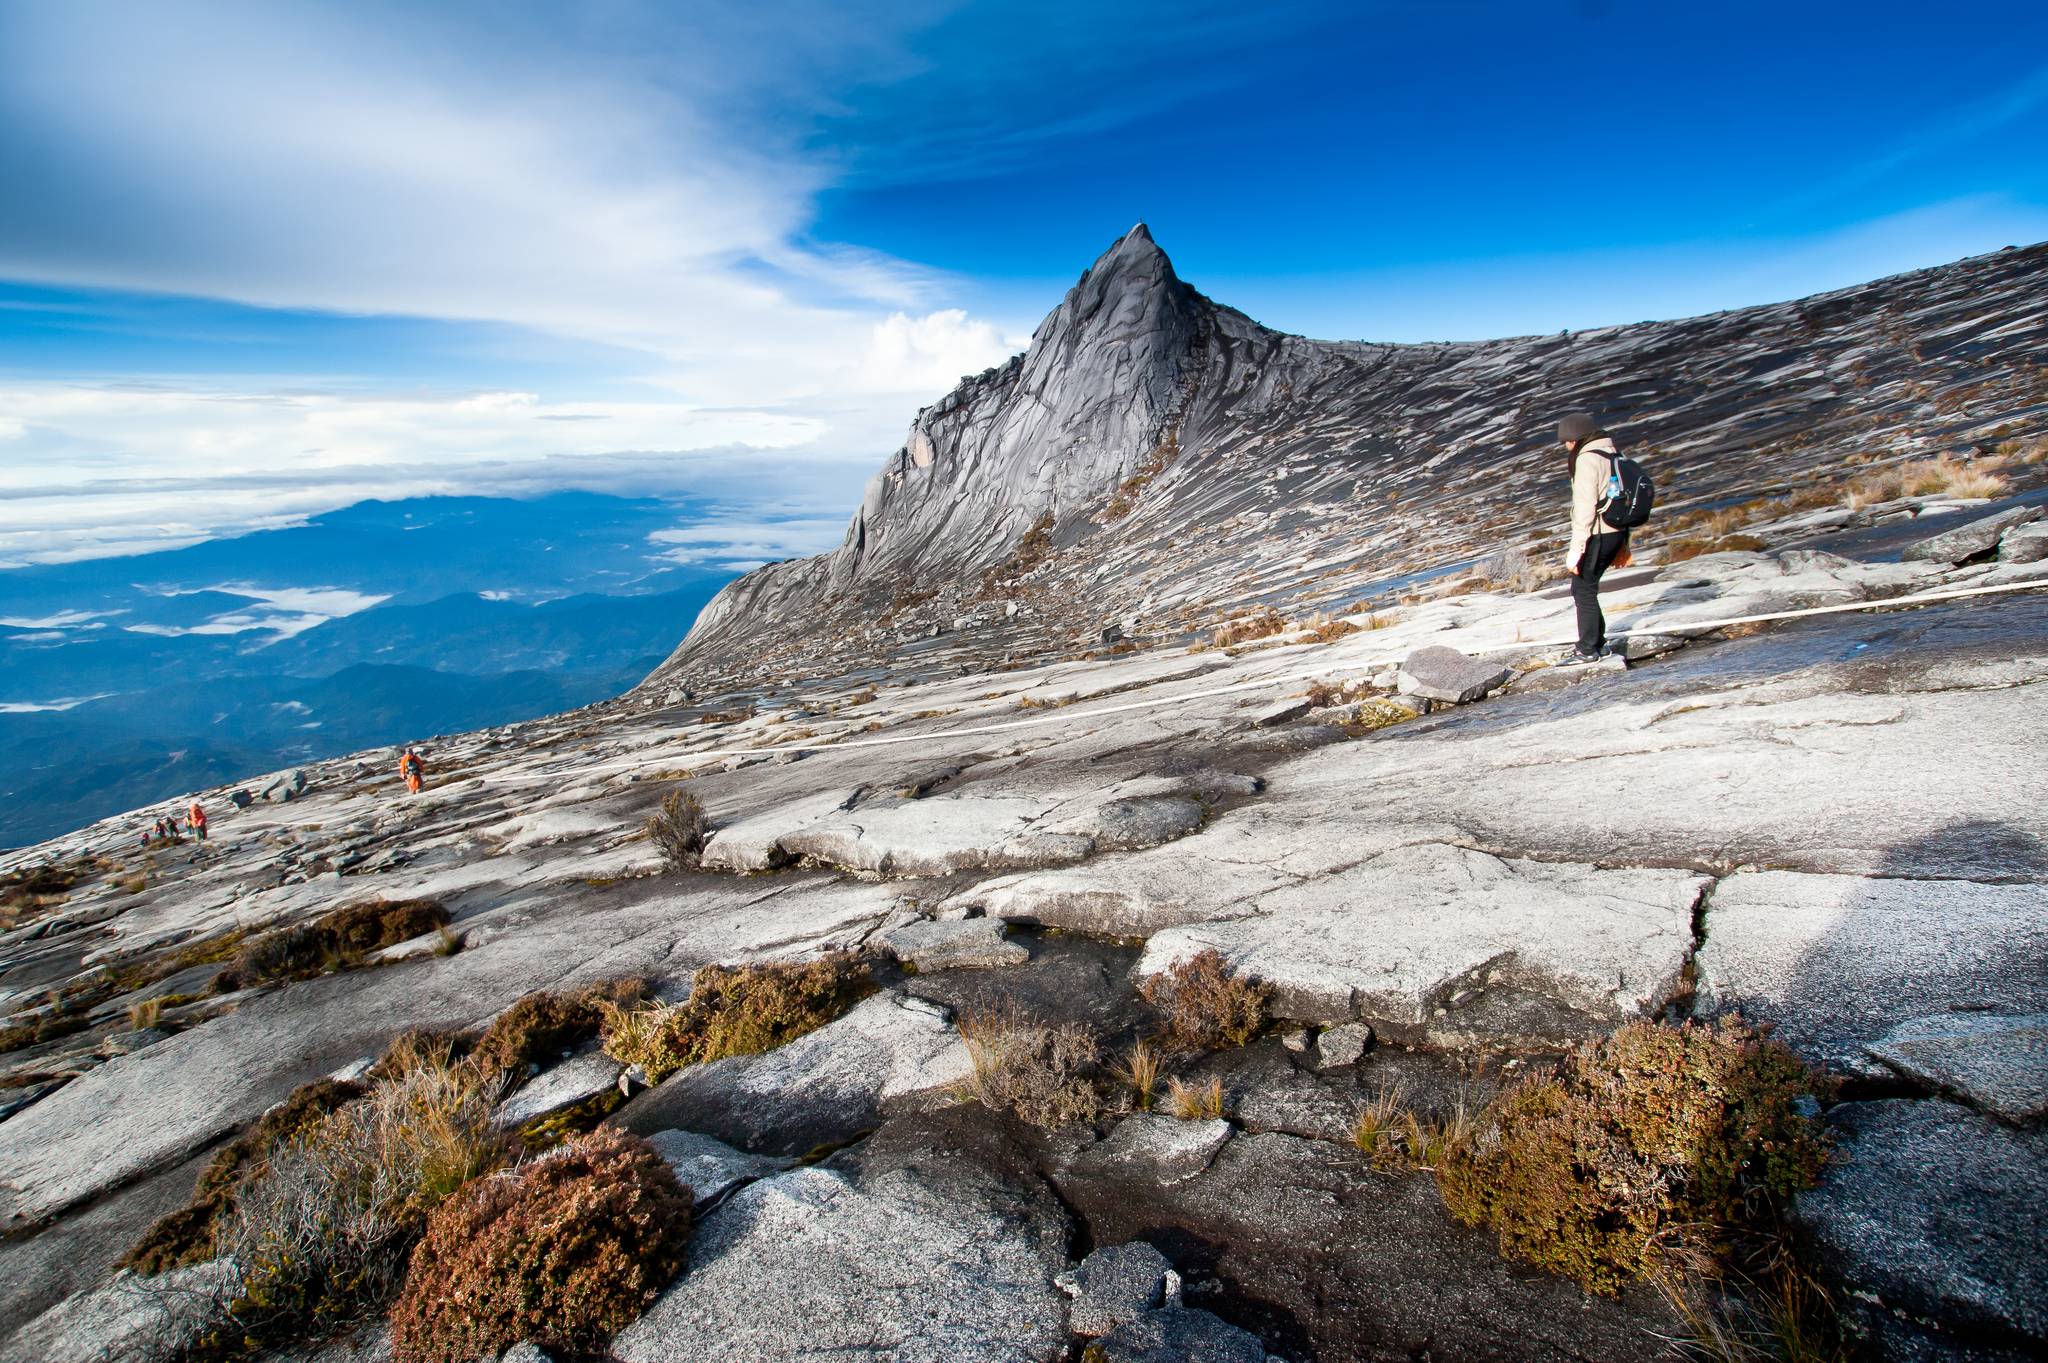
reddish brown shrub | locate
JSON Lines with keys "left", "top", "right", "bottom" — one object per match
{"left": 388, "top": 1128, "right": 693, "bottom": 1363}
{"left": 466, "top": 978, "right": 649, "bottom": 1084}
{"left": 1139, "top": 949, "right": 1270, "bottom": 1051}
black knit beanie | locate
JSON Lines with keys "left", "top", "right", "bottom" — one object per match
{"left": 1557, "top": 413, "right": 1603, "bottom": 444}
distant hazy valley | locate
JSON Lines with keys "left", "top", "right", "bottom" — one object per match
{"left": 0, "top": 493, "right": 744, "bottom": 848}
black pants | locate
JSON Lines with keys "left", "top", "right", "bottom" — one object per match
{"left": 1571, "top": 530, "right": 1628, "bottom": 654}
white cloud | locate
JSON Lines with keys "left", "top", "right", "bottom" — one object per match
{"left": 0, "top": 694, "right": 117, "bottom": 713}
{"left": 0, "top": 381, "right": 838, "bottom": 563}
{"left": 647, "top": 515, "right": 848, "bottom": 566}
{"left": 861, "top": 310, "right": 1020, "bottom": 394}
{"left": 0, "top": 2, "right": 1033, "bottom": 559}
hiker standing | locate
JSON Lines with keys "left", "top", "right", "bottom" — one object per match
{"left": 400, "top": 747, "right": 426, "bottom": 795}
{"left": 1558, "top": 413, "right": 1637, "bottom": 664}
{"left": 187, "top": 800, "right": 208, "bottom": 843}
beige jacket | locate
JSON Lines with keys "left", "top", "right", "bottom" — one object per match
{"left": 1567, "top": 436, "right": 1620, "bottom": 572}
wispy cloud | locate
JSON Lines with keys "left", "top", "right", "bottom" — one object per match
{"left": 0, "top": 0, "right": 1020, "bottom": 557}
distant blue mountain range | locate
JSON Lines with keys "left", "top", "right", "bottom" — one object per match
{"left": 0, "top": 492, "right": 753, "bottom": 848}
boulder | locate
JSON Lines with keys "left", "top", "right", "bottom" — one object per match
{"left": 227, "top": 789, "right": 254, "bottom": 809}
{"left": 1900, "top": 505, "right": 2041, "bottom": 565}
{"left": 611, "top": 1159, "right": 1070, "bottom": 1363}
{"left": 1084, "top": 1306, "right": 1268, "bottom": 1363}
{"left": 1056, "top": 1241, "right": 1173, "bottom": 1337}
{"left": 644, "top": 1128, "right": 792, "bottom": 1207}
{"left": 1312, "top": 1022, "right": 1371, "bottom": 1071}
{"left": 1073, "top": 1116, "right": 1231, "bottom": 1186}
{"left": 1395, "top": 646, "right": 1512, "bottom": 704}
{"left": 493, "top": 1050, "right": 624, "bottom": 1130}
{"left": 876, "top": 917, "right": 1030, "bottom": 971}
{"left": 1999, "top": 521, "right": 2048, "bottom": 564}
{"left": 1797, "top": 1099, "right": 2048, "bottom": 1360}
{"left": 610, "top": 991, "right": 971, "bottom": 1157}
{"left": 1864, "top": 1014, "right": 2048, "bottom": 1124}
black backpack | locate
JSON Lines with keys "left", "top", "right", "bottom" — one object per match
{"left": 1598, "top": 449, "right": 1655, "bottom": 529}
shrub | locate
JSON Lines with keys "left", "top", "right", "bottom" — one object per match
{"left": 1665, "top": 533, "right": 1768, "bottom": 563}
{"left": 1164, "top": 1075, "right": 1226, "bottom": 1121}
{"left": 388, "top": 1128, "right": 691, "bottom": 1363}
{"left": 204, "top": 1057, "right": 501, "bottom": 1349}
{"left": 952, "top": 1007, "right": 1103, "bottom": 1128}
{"left": 647, "top": 789, "right": 710, "bottom": 871}
{"left": 600, "top": 954, "right": 872, "bottom": 1083}
{"left": 1347, "top": 698, "right": 1419, "bottom": 733}
{"left": 123, "top": 1076, "right": 368, "bottom": 1275}
{"left": 1436, "top": 1018, "right": 1828, "bottom": 1295}
{"left": 468, "top": 978, "right": 648, "bottom": 1084}
{"left": 1140, "top": 949, "right": 1270, "bottom": 1051}
{"left": 213, "top": 900, "right": 449, "bottom": 990}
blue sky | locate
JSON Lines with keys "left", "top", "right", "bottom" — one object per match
{"left": 2, "top": 0, "right": 2044, "bottom": 565}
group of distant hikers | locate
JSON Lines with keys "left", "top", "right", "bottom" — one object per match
{"left": 141, "top": 802, "right": 207, "bottom": 848}
{"left": 136, "top": 747, "right": 431, "bottom": 849}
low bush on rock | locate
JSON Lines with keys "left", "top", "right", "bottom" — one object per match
{"left": 387, "top": 1128, "right": 692, "bottom": 1363}
{"left": 212, "top": 899, "right": 449, "bottom": 991}
{"left": 1436, "top": 1018, "right": 1828, "bottom": 1295}
{"left": 599, "top": 954, "right": 873, "bottom": 1083}
{"left": 1140, "top": 949, "right": 1270, "bottom": 1051}
{"left": 122, "top": 1076, "right": 368, "bottom": 1274}
{"left": 647, "top": 788, "right": 710, "bottom": 871}
{"left": 953, "top": 1006, "right": 1104, "bottom": 1128}
{"left": 200, "top": 1055, "right": 501, "bottom": 1353}
{"left": 468, "top": 978, "right": 649, "bottom": 1084}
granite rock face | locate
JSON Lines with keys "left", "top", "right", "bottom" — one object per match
{"left": 647, "top": 229, "right": 2048, "bottom": 697}
{"left": 611, "top": 1157, "right": 1071, "bottom": 1363}
{"left": 1798, "top": 1100, "right": 2048, "bottom": 1361}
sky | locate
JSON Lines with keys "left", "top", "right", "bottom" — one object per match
{"left": 2, "top": 0, "right": 2044, "bottom": 567}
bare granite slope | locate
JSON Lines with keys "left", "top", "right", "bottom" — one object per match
{"left": 3, "top": 236, "right": 2048, "bottom": 1362}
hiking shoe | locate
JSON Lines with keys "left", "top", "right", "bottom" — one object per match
{"left": 1556, "top": 650, "right": 1602, "bottom": 668}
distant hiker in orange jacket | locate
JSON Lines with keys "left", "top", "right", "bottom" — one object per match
{"left": 400, "top": 748, "right": 426, "bottom": 795}
{"left": 187, "top": 801, "right": 208, "bottom": 843}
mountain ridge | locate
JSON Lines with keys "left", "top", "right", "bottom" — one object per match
{"left": 650, "top": 229, "right": 2048, "bottom": 695}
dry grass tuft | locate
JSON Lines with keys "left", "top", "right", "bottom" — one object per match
{"left": 1164, "top": 1075, "right": 1226, "bottom": 1121}
{"left": 1109, "top": 1041, "right": 1162, "bottom": 1112}
{"left": 1351, "top": 1085, "right": 1405, "bottom": 1166}
{"left": 1211, "top": 609, "right": 1286, "bottom": 648}
{"left": 126, "top": 995, "right": 164, "bottom": 1031}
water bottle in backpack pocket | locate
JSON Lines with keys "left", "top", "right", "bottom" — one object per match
{"left": 1599, "top": 450, "right": 1655, "bottom": 529}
